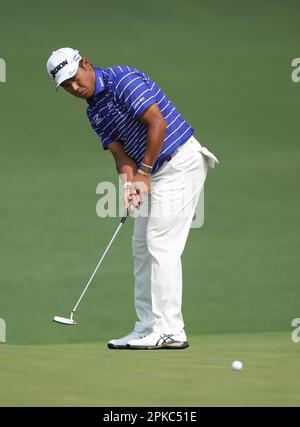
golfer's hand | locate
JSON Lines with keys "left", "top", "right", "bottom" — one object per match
{"left": 132, "top": 172, "right": 151, "bottom": 195}
{"left": 123, "top": 182, "right": 141, "bottom": 211}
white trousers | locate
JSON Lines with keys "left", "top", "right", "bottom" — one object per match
{"left": 132, "top": 135, "right": 210, "bottom": 335}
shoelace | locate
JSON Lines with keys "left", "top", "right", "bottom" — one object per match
{"left": 156, "top": 334, "right": 176, "bottom": 346}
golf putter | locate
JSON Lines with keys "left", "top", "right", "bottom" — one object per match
{"left": 53, "top": 208, "right": 130, "bottom": 325}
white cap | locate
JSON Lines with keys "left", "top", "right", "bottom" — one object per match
{"left": 47, "top": 47, "right": 82, "bottom": 89}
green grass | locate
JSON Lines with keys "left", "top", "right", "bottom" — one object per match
{"left": 1, "top": 0, "right": 300, "bottom": 406}
{"left": 1, "top": 332, "right": 299, "bottom": 406}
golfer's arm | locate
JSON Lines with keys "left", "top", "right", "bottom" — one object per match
{"left": 140, "top": 103, "right": 167, "bottom": 167}
{"left": 108, "top": 141, "right": 138, "bottom": 183}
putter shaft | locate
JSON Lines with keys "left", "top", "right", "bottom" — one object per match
{"left": 72, "top": 209, "right": 129, "bottom": 314}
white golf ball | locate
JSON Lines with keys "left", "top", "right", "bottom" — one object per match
{"left": 232, "top": 360, "right": 243, "bottom": 371}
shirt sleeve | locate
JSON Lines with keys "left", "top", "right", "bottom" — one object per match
{"left": 99, "top": 133, "right": 114, "bottom": 150}
{"left": 114, "top": 72, "right": 156, "bottom": 119}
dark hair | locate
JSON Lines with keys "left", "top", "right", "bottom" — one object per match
{"left": 78, "top": 59, "right": 84, "bottom": 68}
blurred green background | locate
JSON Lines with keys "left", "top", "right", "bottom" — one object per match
{"left": 1, "top": 0, "right": 300, "bottom": 347}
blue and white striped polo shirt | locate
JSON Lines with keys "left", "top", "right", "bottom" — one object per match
{"left": 86, "top": 66, "right": 194, "bottom": 173}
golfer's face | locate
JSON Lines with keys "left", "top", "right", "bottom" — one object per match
{"left": 61, "top": 61, "right": 95, "bottom": 99}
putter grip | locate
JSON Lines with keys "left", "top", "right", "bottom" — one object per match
{"left": 120, "top": 208, "right": 129, "bottom": 224}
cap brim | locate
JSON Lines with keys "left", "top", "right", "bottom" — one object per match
{"left": 55, "top": 63, "right": 79, "bottom": 92}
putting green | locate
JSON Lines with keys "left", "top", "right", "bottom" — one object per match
{"left": 1, "top": 0, "right": 300, "bottom": 407}
{"left": 0, "top": 332, "right": 299, "bottom": 406}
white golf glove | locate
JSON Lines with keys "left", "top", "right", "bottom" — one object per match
{"left": 123, "top": 182, "right": 141, "bottom": 212}
{"left": 199, "top": 146, "right": 219, "bottom": 168}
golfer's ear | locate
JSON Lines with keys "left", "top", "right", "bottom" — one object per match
{"left": 82, "top": 58, "right": 93, "bottom": 71}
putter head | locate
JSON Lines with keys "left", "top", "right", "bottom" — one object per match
{"left": 53, "top": 315, "right": 76, "bottom": 326}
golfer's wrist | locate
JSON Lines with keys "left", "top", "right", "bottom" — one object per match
{"left": 137, "top": 170, "right": 150, "bottom": 177}
{"left": 138, "top": 162, "right": 153, "bottom": 176}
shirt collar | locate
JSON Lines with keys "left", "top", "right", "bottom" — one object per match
{"left": 89, "top": 67, "right": 105, "bottom": 104}
{"left": 94, "top": 67, "right": 105, "bottom": 94}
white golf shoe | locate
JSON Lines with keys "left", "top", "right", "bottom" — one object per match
{"left": 127, "top": 331, "right": 189, "bottom": 350}
{"left": 107, "top": 331, "right": 147, "bottom": 349}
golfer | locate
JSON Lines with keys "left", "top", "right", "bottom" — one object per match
{"left": 47, "top": 48, "right": 218, "bottom": 350}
